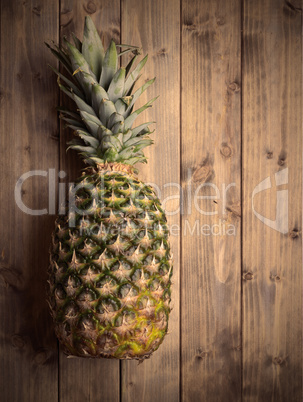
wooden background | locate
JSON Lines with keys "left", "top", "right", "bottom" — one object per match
{"left": 0, "top": 0, "right": 302, "bottom": 401}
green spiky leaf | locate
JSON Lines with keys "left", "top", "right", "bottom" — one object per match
{"left": 91, "top": 84, "right": 108, "bottom": 114}
{"left": 48, "top": 17, "right": 157, "bottom": 166}
{"left": 99, "top": 40, "right": 118, "bottom": 90}
{"left": 131, "top": 122, "right": 154, "bottom": 137}
{"left": 124, "top": 55, "right": 148, "bottom": 95}
{"left": 99, "top": 99, "right": 117, "bottom": 126}
{"left": 76, "top": 130, "right": 100, "bottom": 148}
{"left": 48, "top": 65, "right": 84, "bottom": 99}
{"left": 107, "top": 68, "right": 126, "bottom": 103}
{"left": 82, "top": 16, "right": 105, "bottom": 80}
{"left": 64, "top": 38, "right": 97, "bottom": 81}
{"left": 124, "top": 78, "right": 156, "bottom": 117}
{"left": 108, "top": 113, "right": 124, "bottom": 130}
{"left": 112, "top": 121, "right": 125, "bottom": 134}
{"left": 72, "top": 33, "right": 82, "bottom": 51}
{"left": 124, "top": 97, "right": 158, "bottom": 130}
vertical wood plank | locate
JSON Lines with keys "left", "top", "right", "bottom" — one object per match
{"left": 242, "top": 0, "right": 302, "bottom": 400}
{"left": 58, "top": 2, "right": 120, "bottom": 401}
{"left": 0, "top": 0, "right": 59, "bottom": 401}
{"left": 121, "top": 0, "right": 181, "bottom": 401}
{"left": 181, "top": 0, "right": 242, "bottom": 400}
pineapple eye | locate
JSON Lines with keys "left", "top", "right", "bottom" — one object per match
{"left": 96, "top": 275, "right": 117, "bottom": 287}
{"left": 107, "top": 234, "right": 118, "bottom": 245}
{"left": 149, "top": 204, "right": 157, "bottom": 211}
{"left": 159, "top": 263, "right": 169, "bottom": 276}
{"left": 163, "top": 289, "right": 171, "bottom": 300}
{"left": 119, "top": 283, "right": 138, "bottom": 298}
{"left": 145, "top": 187, "right": 154, "bottom": 195}
{"left": 80, "top": 265, "right": 100, "bottom": 275}
{"left": 62, "top": 322, "right": 71, "bottom": 336}
{"left": 137, "top": 192, "right": 145, "bottom": 200}
{"left": 103, "top": 298, "right": 120, "bottom": 312}
{"left": 114, "top": 310, "right": 136, "bottom": 327}
{"left": 89, "top": 224, "right": 101, "bottom": 235}
{"left": 79, "top": 314, "right": 96, "bottom": 329}
{"left": 149, "top": 279, "right": 161, "bottom": 291}
{"left": 57, "top": 262, "right": 68, "bottom": 272}
{"left": 114, "top": 315, "right": 122, "bottom": 327}
{"left": 143, "top": 254, "right": 153, "bottom": 264}
{"left": 124, "top": 246, "right": 135, "bottom": 256}
{"left": 96, "top": 303, "right": 104, "bottom": 314}
{"left": 64, "top": 274, "right": 81, "bottom": 288}
{"left": 64, "top": 302, "right": 79, "bottom": 317}
{"left": 130, "top": 269, "right": 141, "bottom": 281}
{"left": 137, "top": 295, "right": 154, "bottom": 310}
{"left": 78, "top": 288, "right": 98, "bottom": 301}
{"left": 55, "top": 284, "right": 66, "bottom": 300}
{"left": 137, "top": 230, "right": 145, "bottom": 239}
{"left": 97, "top": 331, "right": 118, "bottom": 349}
{"left": 123, "top": 310, "right": 136, "bottom": 323}
{"left": 110, "top": 261, "right": 120, "bottom": 271}
{"left": 120, "top": 260, "right": 131, "bottom": 270}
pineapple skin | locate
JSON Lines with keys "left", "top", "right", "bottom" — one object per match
{"left": 48, "top": 164, "right": 172, "bottom": 360}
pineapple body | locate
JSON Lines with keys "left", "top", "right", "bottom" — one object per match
{"left": 49, "top": 164, "right": 172, "bottom": 359}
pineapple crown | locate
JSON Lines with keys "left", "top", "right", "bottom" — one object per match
{"left": 46, "top": 16, "right": 157, "bottom": 167}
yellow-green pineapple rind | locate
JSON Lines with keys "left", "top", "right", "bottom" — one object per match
{"left": 48, "top": 167, "right": 172, "bottom": 360}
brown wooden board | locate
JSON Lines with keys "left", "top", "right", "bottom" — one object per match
{"left": 58, "top": 2, "right": 120, "bottom": 402}
{"left": 181, "top": 0, "right": 242, "bottom": 400}
{"left": 1, "top": 0, "right": 303, "bottom": 400}
{"left": 0, "top": 0, "right": 59, "bottom": 401}
{"left": 242, "top": 0, "right": 303, "bottom": 400}
{"left": 120, "top": 0, "right": 181, "bottom": 401}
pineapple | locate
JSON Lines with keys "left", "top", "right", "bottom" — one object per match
{"left": 47, "top": 16, "right": 172, "bottom": 360}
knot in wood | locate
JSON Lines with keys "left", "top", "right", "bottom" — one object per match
{"left": 272, "top": 356, "right": 285, "bottom": 366}
{"left": 84, "top": 1, "right": 97, "bottom": 14}
{"left": 228, "top": 82, "right": 240, "bottom": 92}
{"left": 33, "top": 349, "right": 50, "bottom": 366}
{"left": 60, "top": 10, "right": 73, "bottom": 27}
{"left": 270, "top": 273, "right": 281, "bottom": 282}
{"left": 289, "top": 228, "right": 300, "bottom": 239}
{"left": 220, "top": 144, "right": 232, "bottom": 158}
{"left": 193, "top": 165, "right": 212, "bottom": 183}
{"left": 196, "top": 348, "right": 208, "bottom": 360}
{"left": 11, "top": 334, "right": 26, "bottom": 349}
{"left": 32, "top": 6, "right": 41, "bottom": 16}
{"left": 243, "top": 271, "right": 254, "bottom": 281}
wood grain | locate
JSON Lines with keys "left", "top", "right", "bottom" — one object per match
{"left": 58, "top": 2, "right": 120, "bottom": 402}
{"left": 121, "top": 0, "right": 180, "bottom": 401}
{"left": 242, "top": 0, "right": 302, "bottom": 400}
{"left": 181, "top": 0, "right": 242, "bottom": 400}
{"left": 0, "top": 0, "right": 302, "bottom": 400}
{"left": 0, "top": 0, "right": 59, "bottom": 401}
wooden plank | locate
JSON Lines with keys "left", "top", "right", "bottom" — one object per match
{"left": 0, "top": 0, "right": 59, "bottom": 401}
{"left": 242, "top": 0, "right": 302, "bottom": 400}
{"left": 121, "top": 0, "right": 180, "bottom": 401}
{"left": 181, "top": 0, "right": 242, "bottom": 400}
{"left": 58, "top": 2, "right": 120, "bottom": 402}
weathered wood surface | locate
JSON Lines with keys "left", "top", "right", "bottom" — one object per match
{"left": 181, "top": 0, "right": 242, "bottom": 401}
{"left": 0, "top": 0, "right": 59, "bottom": 401}
{"left": 0, "top": 0, "right": 302, "bottom": 401}
{"left": 59, "top": 2, "right": 120, "bottom": 402}
{"left": 242, "top": 0, "right": 303, "bottom": 400}
{"left": 121, "top": 0, "right": 180, "bottom": 401}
